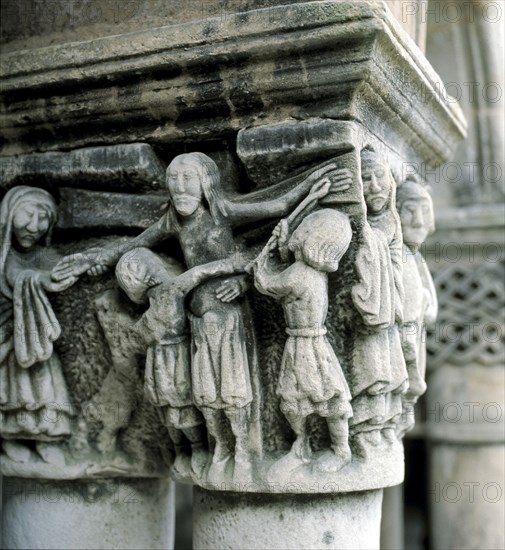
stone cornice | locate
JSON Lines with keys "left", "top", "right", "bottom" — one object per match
{"left": 1, "top": 1, "right": 465, "bottom": 164}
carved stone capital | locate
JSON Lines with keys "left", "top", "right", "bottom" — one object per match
{"left": 0, "top": 1, "right": 465, "bottom": 502}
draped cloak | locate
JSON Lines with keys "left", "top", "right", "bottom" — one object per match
{"left": 0, "top": 187, "right": 73, "bottom": 441}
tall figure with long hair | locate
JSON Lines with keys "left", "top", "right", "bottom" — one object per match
{"left": 53, "top": 152, "right": 351, "bottom": 481}
{"left": 351, "top": 150, "right": 408, "bottom": 454}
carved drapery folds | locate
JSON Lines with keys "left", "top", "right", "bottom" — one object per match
{"left": 0, "top": 140, "right": 444, "bottom": 492}
{"left": 0, "top": 1, "right": 465, "bottom": 495}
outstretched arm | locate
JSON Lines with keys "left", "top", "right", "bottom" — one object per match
{"left": 224, "top": 164, "right": 352, "bottom": 226}
{"left": 174, "top": 256, "right": 248, "bottom": 295}
{"left": 52, "top": 217, "right": 171, "bottom": 281}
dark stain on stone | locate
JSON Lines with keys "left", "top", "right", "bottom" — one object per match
{"left": 322, "top": 530, "right": 334, "bottom": 545}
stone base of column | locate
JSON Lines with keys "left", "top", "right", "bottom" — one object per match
{"left": 193, "top": 487, "right": 383, "bottom": 550}
{"left": 2, "top": 477, "right": 174, "bottom": 550}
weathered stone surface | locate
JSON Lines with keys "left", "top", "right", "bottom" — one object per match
{"left": 193, "top": 487, "right": 383, "bottom": 550}
{"left": 2, "top": 477, "right": 175, "bottom": 550}
{"left": 0, "top": 1, "right": 429, "bottom": 55}
{"left": 0, "top": 1, "right": 465, "bottom": 158}
{"left": 0, "top": 1, "right": 307, "bottom": 52}
{"left": 57, "top": 188, "right": 166, "bottom": 230}
{"left": 0, "top": 143, "right": 166, "bottom": 192}
{"left": 0, "top": 1, "right": 469, "bottom": 548}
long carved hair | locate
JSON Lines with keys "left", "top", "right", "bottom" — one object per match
{"left": 165, "top": 153, "right": 228, "bottom": 230}
{"left": 0, "top": 186, "right": 57, "bottom": 299}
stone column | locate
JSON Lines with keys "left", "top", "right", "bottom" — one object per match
{"left": 2, "top": 478, "right": 174, "bottom": 550}
{"left": 0, "top": 1, "right": 465, "bottom": 548}
{"left": 193, "top": 488, "right": 383, "bottom": 550}
{"left": 425, "top": 215, "right": 505, "bottom": 550}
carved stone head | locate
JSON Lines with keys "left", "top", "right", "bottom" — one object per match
{"left": 360, "top": 149, "right": 394, "bottom": 214}
{"left": 0, "top": 186, "right": 57, "bottom": 300}
{"left": 288, "top": 209, "right": 352, "bottom": 272}
{"left": 166, "top": 152, "right": 226, "bottom": 220}
{"left": 0, "top": 186, "right": 57, "bottom": 252}
{"left": 396, "top": 179, "right": 435, "bottom": 251}
{"left": 116, "top": 247, "right": 183, "bottom": 304}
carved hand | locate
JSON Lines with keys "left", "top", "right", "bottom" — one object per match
{"left": 216, "top": 277, "right": 247, "bottom": 303}
{"left": 41, "top": 271, "right": 79, "bottom": 293}
{"left": 52, "top": 252, "right": 92, "bottom": 281}
{"left": 309, "top": 179, "right": 333, "bottom": 201}
{"left": 326, "top": 167, "right": 353, "bottom": 193}
{"left": 52, "top": 247, "right": 115, "bottom": 281}
{"left": 272, "top": 219, "right": 289, "bottom": 249}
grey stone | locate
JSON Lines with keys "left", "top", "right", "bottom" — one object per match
{"left": 0, "top": 1, "right": 470, "bottom": 547}
{"left": 193, "top": 487, "right": 383, "bottom": 550}
{"left": 0, "top": 143, "right": 166, "bottom": 193}
{"left": 2, "top": 477, "right": 175, "bottom": 550}
{"left": 0, "top": 2, "right": 465, "bottom": 157}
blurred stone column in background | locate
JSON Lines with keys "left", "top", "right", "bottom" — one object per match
{"left": 425, "top": 1, "right": 505, "bottom": 548}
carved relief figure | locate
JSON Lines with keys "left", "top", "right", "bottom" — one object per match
{"left": 53, "top": 153, "right": 351, "bottom": 480}
{"left": 0, "top": 187, "right": 77, "bottom": 465}
{"left": 350, "top": 150, "right": 408, "bottom": 453}
{"left": 115, "top": 247, "right": 247, "bottom": 476}
{"left": 254, "top": 206, "right": 353, "bottom": 473}
{"left": 396, "top": 178, "right": 437, "bottom": 435}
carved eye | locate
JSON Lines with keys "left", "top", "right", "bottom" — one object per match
{"left": 23, "top": 206, "right": 36, "bottom": 216}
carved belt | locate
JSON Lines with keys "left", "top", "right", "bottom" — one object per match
{"left": 154, "top": 334, "right": 188, "bottom": 346}
{"left": 286, "top": 327, "right": 327, "bottom": 338}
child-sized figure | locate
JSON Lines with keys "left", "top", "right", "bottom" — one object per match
{"left": 54, "top": 152, "right": 352, "bottom": 480}
{"left": 115, "top": 247, "right": 246, "bottom": 477}
{"left": 254, "top": 209, "right": 353, "bottom": 473}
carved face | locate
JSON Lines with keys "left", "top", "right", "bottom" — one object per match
{"left": 12, "top": 202, "right": 51, "bottom": 250}
{"left": 399, "top": 197, "right": 434, "bottom": 249}
{"left": 166, "top": 161, "right": 204, "bottom": 216}
{"left": 361, "top": 162, "right": 391, "bottom": 213}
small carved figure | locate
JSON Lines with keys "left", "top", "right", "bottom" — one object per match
{"left": 396, "top": 178, "right": 437, "bottom": 435}
{"left": 0, "top": 186, "right": 77, "bottom": 466}
{"left": 254, "top": 205, "right": 353, "bottom": 473}
{"left": 351, "top": 150, "right": 408, "bottom": 452}
{"left": 115, "top": 247, "right": 246, "bottom": 476}
{"left": 54, "top": 152, "right": 351, "bottom": 481}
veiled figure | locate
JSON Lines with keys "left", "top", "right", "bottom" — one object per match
{"left": 0, "top": 187, "right": 75, "bottom": 453}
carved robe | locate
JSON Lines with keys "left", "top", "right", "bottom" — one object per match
{"left": 401, "top": 244, "right": 438, "bottom": 403}
{"left": 350, "top": 209, "right": 408, "bottom": 428}
{"left": 0, "top": 187, "right": 73, "bottom": 441}
{"left": 278, "top": 325, "right": 352, "bottom": 418}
